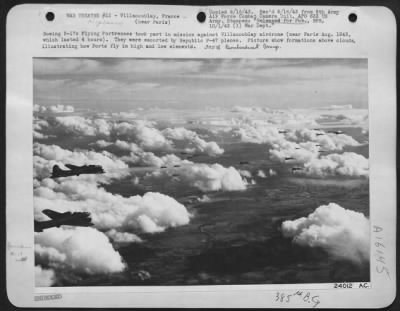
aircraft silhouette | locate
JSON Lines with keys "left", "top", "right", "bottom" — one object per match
{"left": 316, "top": 133, "right": 325, "bottom": 136}
{"left": 34, "top": 209, "right": 93, "bottom": 232}
{"left": 278, "top": 130, "right": 287, "bottom": 134}
{"left": 51, "top": 164, "right": 105, "bottom": 178}
{"left": 239, "top": 161, "right": 250, "bottom": 165}
{"left": 328, "top": 130, "right": 344, "bottom": 135}
{"left": 291, "top": 167, "right": 303, "bottom": 172}
{"left": 285, "top": 157, "right": 295, "bottom": 160}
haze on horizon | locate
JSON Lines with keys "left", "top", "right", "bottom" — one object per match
{"left": 34, "top": 58, "right": 368, "bottom": 111}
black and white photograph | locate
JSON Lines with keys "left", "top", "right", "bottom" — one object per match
{"left": 32, "top": 58, "right": 370, "bottom": 287}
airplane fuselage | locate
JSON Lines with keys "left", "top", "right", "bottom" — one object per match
{"left": 34, "top": 211, "right": 93, "bottom": 232}
{"left": 51, "top": 165, "right": 104, "bottom": 178}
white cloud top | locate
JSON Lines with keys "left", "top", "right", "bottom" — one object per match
{"left": 35, "top": 227, "right": 126, "bottom": 274}
{"left": 282, "top": 203, "right": 370, "bottom": 263}
{"left": 163, "top": 127, "right": 224, "bottom": 156}
{"left": 302, "top": 152, "right": 369, "bottom": 178}
{"left": 175, "top": 163, "right": 247, "bottom": 192}
{"left": 35, "top": 265, "right": 56, "bottom": 287}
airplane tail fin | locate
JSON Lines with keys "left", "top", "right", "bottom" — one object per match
{"left": 52, "top": 165, "right": 63, "bottom": 173}
{"left": 51, "top": 165, "right": 64, "bottom": 178}
{"left": 42, "top": 209, "right": 63, "bottom": 220}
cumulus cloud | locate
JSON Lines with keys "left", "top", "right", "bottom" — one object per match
{"left": 239, "top": 169, "right": 252, "bottom": 178}
{"left": 257, "top": 170, "right": 267, "bottom": 178}
{"left": 33, "top": 131, "right": 48, "bottom": 140}
{"left": 33, "top": 119, "right": 50, "bottom": 139}
{"left": 53, "top": 116, "right": 111, "bottom": 136}
{"left": 230, "top": 112, "right": 358, "bottom": 153}
{"left": 301, "top": 152, "right": 369, "bottom": 178}
{"left": 269, "top": 140, "right": 319, "bottom": 164}
{"left": 267, "top": 127, "right": 366, "bottom": 177}
{"left": 34, "top": 104, "right": 46, "bottom": 113}
{"left": 35, "top": 265, "right": 56, "bottom": 287}
{"left": 112, "top": 121, "right": 172, "bottom": 150}
{"left": 147, "top": 163, "right": 248, "bottom": 192}
{"left": 122, "top": 151, "right": 189, "bottom": 168}
{"left": 163, "top": 127, "right": 224, "bottom": 156}
{"left": 232, "top": 119, "right": 283, "bottom": 144}
{"left": 37, "top": 115, "right": 224, "bottom": 156}
{"left": 112, "top": 139, "right": 141, "bottom": 152}
{"left": 106, "top": 229, "right": 142, "bottom": 244}
{"left": 92, "top": 140, "right": 113, "bottom": 148}
{"left": 35, "top": 227, "right": 126, "bottom": 274}
{"left": 319, "top": 104, "right": 353, "bottom": 110}
{"left": 285, "top": 129, "right": 360, "bottom": 151}
{"left": 110, "top": 112, "right": 138, "bottom": 119}
{"left": 231, "top": 106, "right": 271, "bottom": 113}
{"left": 199, "top": 195, "right": 211, "bottom": 202}
{"left": 49, "top": 105, "right": 75, "bottom": 113}
{"left": 34, "top": 104, "right": 74, "bottom": 113}
{"left": 269, "top": 169, "right": 277, "bottom": 176}
{"left": 282, "top": 203, "right": 370, "bottom": 263}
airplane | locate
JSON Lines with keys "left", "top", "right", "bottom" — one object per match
{"left": 285, "top": 157, "right": 295, "bottom": 161}
{"left": 173, "top": 165, "right": 181, "bottom": 168}
{"left": 160, "top": 166, "right": 167, "bottom": 169}
{"left": 187, "top": 154, "right": 200, "bottom": 158}
{"left": 34, "top": 209, "right": 93, "bottom": 232}
{"left": 239, "top": 161, "right": 250, "bottom": 165}
{"left": 318, "top": 150, "right": 328, "bottom": 153}
{"left": 51, "top": 164, "right": 105, "bottom": 178}
{"left": 316, "top": 133, "right": 325, "bottom": 136}
{"left": 172, "top": 174, "right": 180, "bottom": 177}
{"left": 291, "top": 167, "right": 303, "bottom": 172}
{"left": 295, "top": 147, "right": 301, "bottom": 150}
{"left": 278, "top": 130, "right": 287, "bottom": 134}
{"left": 328, "top": 130, "right": 344, "bottom": 135}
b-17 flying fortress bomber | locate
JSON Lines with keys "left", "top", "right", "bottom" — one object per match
{"left": 51, "top": 164, "right": 105, "bottom": 178}
{"left": 34, "top": 209, "right": 93, "bottom": 232}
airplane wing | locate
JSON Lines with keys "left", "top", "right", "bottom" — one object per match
{"left": 68, "top": 213, "right": 93, "bottom": 226}
{"left": 42, "top": 209, "right": 66, "bottom": 220}
{"left": 65, "top": 164, "right": 81, "bottom": 170}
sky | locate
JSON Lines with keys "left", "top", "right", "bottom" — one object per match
{"left": 33, "top": 58, "right": 368, "bottom": 111}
